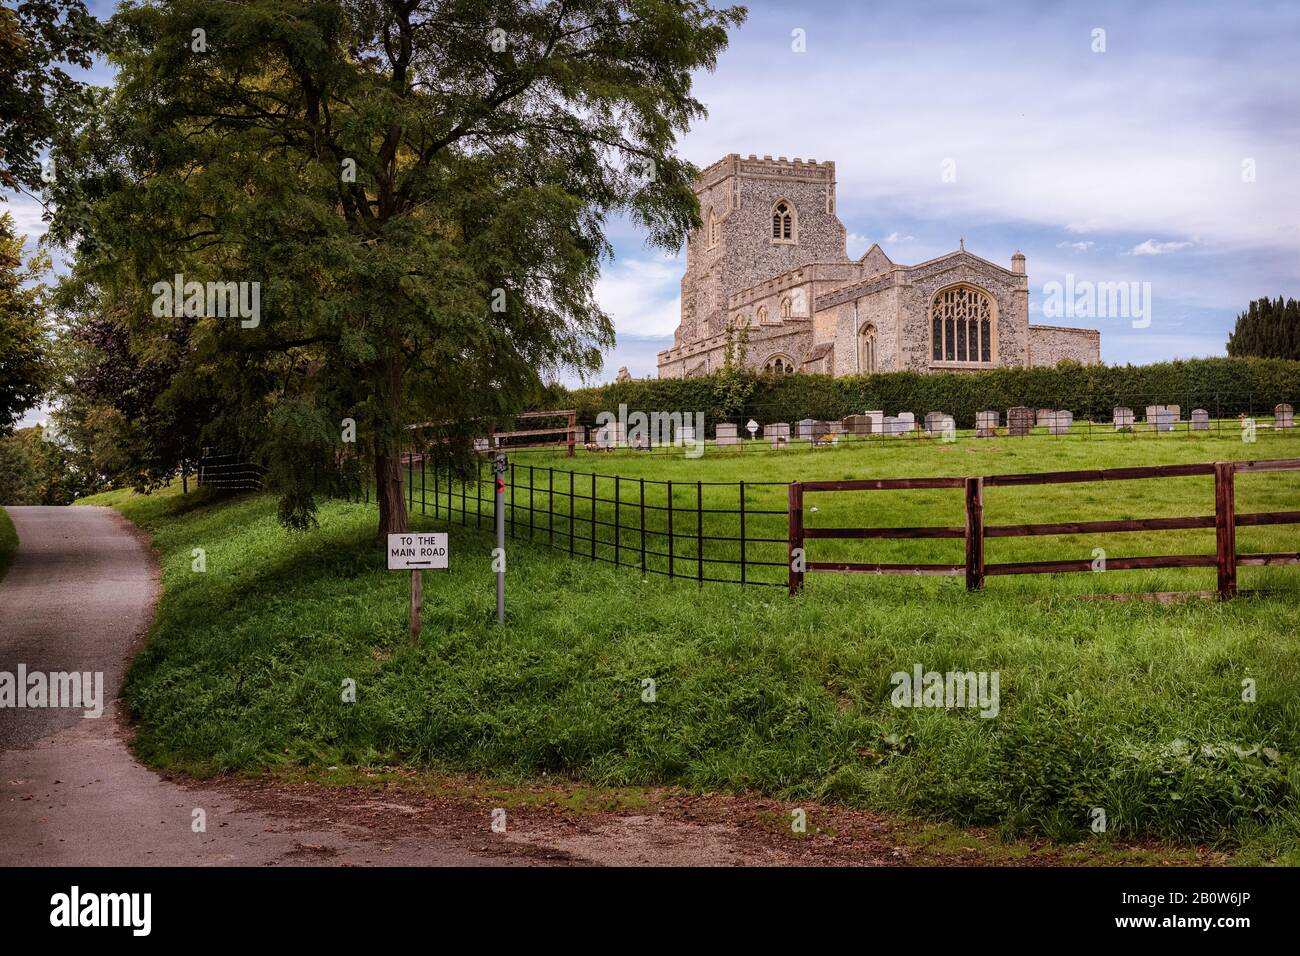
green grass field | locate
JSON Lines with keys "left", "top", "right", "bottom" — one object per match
{"left": 0, "top": 507, "right": 16, "bottom": 584}
{"left": 83, "top": 429, "right": 1300, "bottom": 862}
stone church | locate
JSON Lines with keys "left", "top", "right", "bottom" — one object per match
{"left": 656, "top": 154, "right": 1100, "bottom": 378}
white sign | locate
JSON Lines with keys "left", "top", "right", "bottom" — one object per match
{"left": 746, "top": 419, "right": 758, "bottom": 436}
{"left": 387, "top": 533, "right": 448, "bottom": 570}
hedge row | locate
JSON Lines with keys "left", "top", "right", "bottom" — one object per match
{"left": 550, "top": 358, "right": 1300, "bottom": 430}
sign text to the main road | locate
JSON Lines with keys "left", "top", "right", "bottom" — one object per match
{"left": 387, "top": 533, "right": 448, "bottom": 570}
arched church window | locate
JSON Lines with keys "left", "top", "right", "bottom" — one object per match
{"left": 757, "top": 305, "right": 768, "bottom": 324}
{"left": 764, "top": 354, "right": 795, "bottom": 375}
{"left": 930, "top": 286, "right": 994, "bottom": 364}
{"left": 780, "top": 296, "right": 792, "bottom": 318}
{"left": 859, "top": 323, "right": 877, "bottom": 374}
{"left": 771, "top": 201, "right": 794, "bottom": 242}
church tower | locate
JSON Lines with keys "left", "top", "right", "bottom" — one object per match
{"left": 676, "top": 154, "right": 849, "bottom": 351}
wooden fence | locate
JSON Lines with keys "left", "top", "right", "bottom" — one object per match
{"left": 488, "top": 409, "right": 578, "bottom": 457}
{"left": 788, "top": 458, "right": 1300, "bottom": 600}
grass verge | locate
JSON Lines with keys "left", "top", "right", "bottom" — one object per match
{"left": 0, "top": 506, "right": 17, "bottom": 584}
{"left": 83, "top": 434, "right": 1300, "bottom": 864}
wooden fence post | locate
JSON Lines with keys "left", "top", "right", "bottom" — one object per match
{"left": 567, "top": 410, "right": 577, "bottom": 458}
{"left": 788, "top": 481, "right": 804, "bottom": 595}
{"left": 1214, "top": 461, "right": 1237, "bottom": 599}
{"left": 964, "top": 476, "right": 985, "bottom": 591}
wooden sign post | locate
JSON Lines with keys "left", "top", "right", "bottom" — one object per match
{"left": 387, "top": 532, "right": 448, "bottom": 642}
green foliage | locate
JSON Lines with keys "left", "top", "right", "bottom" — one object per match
{"left": 1226, "top": 296, "right": 1300, "bottom": 360}
{"left": 709, "top": 315, "right": 754, "bottom": 420}
{"left": 0, "top": 506, "right": 15, "bottom": 583}
{"left": 50, "top": 0, "right": 746, "bottom": 535}
{"left": 560, "top": 356, "right": 1300, "bottom": 428}
{"left": 0, "top": 425, "right": 102, "bottom": 504}
{"left": 0, "top": 212, "right": 52, "bottom": 434}
{"left": 0, "top": 0, "right": 100, "bottom": 193}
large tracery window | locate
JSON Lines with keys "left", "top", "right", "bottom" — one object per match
{"left": 765, "top": 354, "right": 795, "bottom": 375}
{"left": 859, "top": 323, "right": 877, "bottom": 373}
{"left": 931, "top": 286, "right": 994, "bottom": 364}
{"left": 771, "top": 201, "right": 794, "bottom": 242}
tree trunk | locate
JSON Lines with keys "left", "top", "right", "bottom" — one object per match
{"left": 375, "top": 446, "right": 407, "bottom": 540}
{"left": 374, "top": 345, "right": 408, "bottom": 541}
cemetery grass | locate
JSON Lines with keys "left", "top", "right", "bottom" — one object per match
{"left": 83, "top": 430, "right": 1300, "bottom": 863}
{"left": 0, "top": 507, "right": 15, "bottom": 583}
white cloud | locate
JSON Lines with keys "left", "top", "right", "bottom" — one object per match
{"left": 680, "top": 7, "right": 1300, "bottom": 259}
{"left": 1128, "top": 239, "right": 1195, "bottom": 256}
{"left": 592, "top": 253, "right": 683, "bottom": 338}
{"left": 1057, "top": 240, "right": 1094, "bottom": 252}
{"left": 885, "top": 231, "right": 916, "bottom": 243}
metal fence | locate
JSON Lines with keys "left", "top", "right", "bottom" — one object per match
{"left": 197, "top": 449, "right": 266, "bottom": 490}
{"left": 402, "top": 454, "right": 790, "bottom": 587}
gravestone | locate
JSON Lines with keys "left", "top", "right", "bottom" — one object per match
{"left": 865, "top": 410, "right": 884, "bottom": 434}
{"left": 629, "top": 430, "right": 651, "bottom": 450}
{"left": 1035, "top": 408, "right": 1054, "bottom": 427}
{"left": 924, "top": 411, "right": 947, "bottom": 435}
{"left": 1047, "top": 410, "right": 1074, "bottom": 435}
{"left": 795, "top": 419, "right": 817, "bottom": 441}
{"left": 897, "top": 412, "right": 916, "bottom": 433}
{"left": 715, "top": 423, "right": 739, "bottom": 446}
{"left": 842, "top": 414, "right": 872, "bottom": 435}
{"left": 764, "top": 422, "right": 789, "bottom": 439}
{"left": 595, "top": 421, "right": 625, "bottom": 448}
{"left": 1007, "top": 406, "right": 1033, "bottom": 437}
{"left": 1112, "top": 406, "right": 1135, "bottom": 431}
{"left": 976, "top": 411, "right": 998, "bottom": 438}
{"left": 765, "top": 422, "right": 790, "bottom": 449}
{"left": 1146, "top": 405, "right": 1177, "bottom": 432}
{"left": 1191, "top": 409, "right": 1210, "bottom": 431}
{"left": 882, "top": 416, "right": 905, "bottom": 436}
{"left": 1275, "top": 403, "right": 1294, "bottom": 430}
{"left": 677, "top": 424, "right": 695, "bottom": 443}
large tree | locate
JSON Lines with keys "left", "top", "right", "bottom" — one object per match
{"left": 52, "top": 0, "right": 743, "bottom": 536}
{"left": 1226, "top": 296, "right": 1300, "bottom": 361}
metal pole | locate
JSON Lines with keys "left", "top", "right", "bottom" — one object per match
{"left": 493, "top": 454, "right": 508, "bottom": 624}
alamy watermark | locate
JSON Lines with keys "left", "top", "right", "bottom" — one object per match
{"left": 0, "top": 666, "right": 104, "bottom": 718}
{"left": 594, "top": 403, "right": 705, "bottom": 458}
{"left": 151, "top": 273, "right": 260, "bottom": 328}
{"left": 50, "top": 886, "right": 151, "bottom": 936}
{"left": 1041, "top": 274, "right": 1151, "bottom": 329}
{"left": 890, "top": 664, "right": 1000, "bottom": 718}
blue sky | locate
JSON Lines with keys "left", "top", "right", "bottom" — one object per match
{"left": 10, "top": 0, "right": 1300, "bottom": 420}
{"left": 595, "top": 0, "right": 1300, "bottom": 383}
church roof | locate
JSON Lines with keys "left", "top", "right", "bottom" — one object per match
{"left": 801, "top": 343, "right": 835, "bottom": 368}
